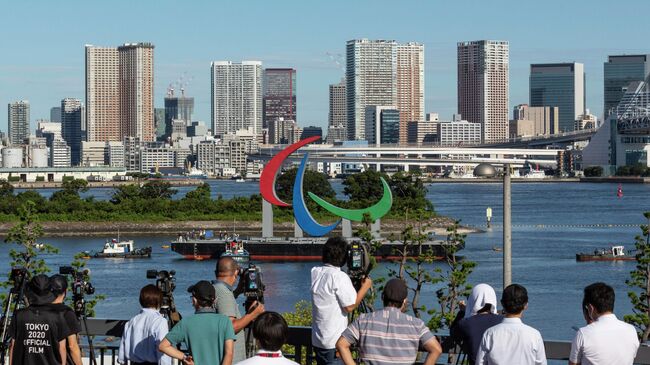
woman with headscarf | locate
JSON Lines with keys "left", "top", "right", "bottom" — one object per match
{"left": 455, "top": 283, "right": 503, "bottom": 365}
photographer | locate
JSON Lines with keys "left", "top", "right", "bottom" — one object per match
{"left": 48, "top": 274, "right": 83, "bottom": 365}
{"left": 311, "top": 237, "right": 372, "bottom": 365}
{"left": 118, "top": 285, "right": 171, "bottom": 365}
{"left": 8, "top": 274, "right": 67, "bottom": 365}
{"left": 214, "top": 257, "right": 265, "bottom": 363}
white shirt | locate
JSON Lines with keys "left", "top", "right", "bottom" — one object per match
{"left": 235, "top": 350, "right": 300, "bottom": 365}
{"left": 569, "top": 313, "right": 639, "bottom": 365}
{"left": 118, "top": 308, "right": 171, "bottom": 365}
{"left": 311, "top": 264, "right": 357, "bottom": 349}
{"left": 476, "top": 317, "right": 547, "bottom": 365}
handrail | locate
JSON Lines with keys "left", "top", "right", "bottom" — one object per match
{"left": 81, "top": 319, "right": 650, "bottom": 364}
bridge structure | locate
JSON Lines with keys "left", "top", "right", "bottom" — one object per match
{"left": 482, "top": 128, "right": 598, "bottom": 148}
{"left": 253, "top": 144, "right": 564, "bottom": 172}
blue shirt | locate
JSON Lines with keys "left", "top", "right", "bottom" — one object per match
{"left": 118, "top": 308, "right": 171, "bottom": 365}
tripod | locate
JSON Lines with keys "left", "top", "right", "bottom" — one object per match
{"left": 74, "top": 297, "right": 98, "bottom": 365}
{"left": 160, "top": 293, "right": 181, "bottom": 330}
{"left": 244, "top": 296, "right": 263, "bottom": 358}
{"left": 0, "top": 274, "right": 27, "bottom": 365}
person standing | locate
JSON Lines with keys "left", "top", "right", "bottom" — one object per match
{"left": 214, "top": 257, "right": 265, "bottom": 363}
{"left": 48, "top": 274, "right": 83, "bottom": 365}
{"left": 476, "top": 284, "right": 546, "bottom": 365}
{"left": 569, "top": 282, "right": 639, "bottom": 365}
{"left": 234, "top": 312, "right": 299, "bottom": 365}
{"left": 336, "top": 278, "right": 442, "bottom": 365}
{"left": 118, "top": 285, "right": 171, "bottom": 365}
{"left": 9, "top": 274, "right": 67, "bottom": 365}
{"left": 456, "top": 284, "right": 503, "bottom": 365}
{"left": 311, "top": 237, "right": 372, "bottom": 365}
{"left": 159, "top": 280, "right": 236, "bottom": 365}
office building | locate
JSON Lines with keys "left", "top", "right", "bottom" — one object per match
{"left": 50, "top": 107, "right": 62, "bottom": 123}
{"left": 196, "top": 140, "right": 230, "bottom": 176}
{"left": 365, "top": 106, "right": 400, "bottom": 145}
{"left": 512, "top": 104, "right": 559, "bottom": 135}
{"left": 81, "top": 141, "right": 107, "bottom": 166}
{"left": 36, "top": 121, "right": 62, "bottom": 140}
{"left": 50, "top": 139, "right": 71, "bottom": 168}
{"left": 211, "top": 61, "right": 263, "bottom": 137}
{"left": 346, "top": 39, "right": 397, "bottom": 140}
{"left": 105, "top": 141, "right": 125, "bottom": 168}
{"left": 268, "top": 118, "right": 300, "bottom": 145}
{"left": 457, "top": 40, "right": 509, "bottom": 142}
{"left": 407, "top": 120, "right": 437, "bottom": 144}
{"left": 604, "top": 55, "right": 650, "bottom": 117}
{"left": 530, "top": 62, "right": 585, "bottom": 132}
{"left": 396, "top": 42, "right": 425, "bottom": 145}
{"left": 509, "top": 119, "right": 535, "bottom": 138}
{"left": 164, "top": 91, "right": 194, "bottom": 139}
{"left": 187, "top": 121, "right": 208, "bottom": 137}
{"left": 329, "top": 79, "right": 346, "bottom": 128}
{"left": 326, "top": 124, "right": 347, "bottom": 143}
{"left": 140, "top": 144, "right": 175, "bottom": 173}
{"left": 301, "top": 126, "right": 323, "bottom": 141}
{"left": 85, "top": 42, "right": 155, "bottom": 142}
{"left": 263, "top": 68, "right": 296, "bottom": 128}
{"left": 61, "top": 98, "right": 84, "bottom": 166}
{"left": 8, "top": 101, "right": 30, "bottom": 146}
{"left": 437, "top": 115, "right": 482, "bottom": 146}
{"left": 154, "top": 108, "right": 166, "bottom": 140}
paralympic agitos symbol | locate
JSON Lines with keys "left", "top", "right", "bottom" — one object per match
{"left": 259, "top": 136, "right": 393, "bottom": 237}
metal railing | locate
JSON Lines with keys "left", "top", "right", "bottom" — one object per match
{"left": 82, "top": 318, "right": 650, "bottom": 365}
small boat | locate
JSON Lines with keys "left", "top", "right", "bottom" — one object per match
{"left": 492, "top": 246, "right": 502, "bottom": 252}
{"left": 235, "top": 178, "right": 246, "bottom": 183}
{"left": 220, "top": 239, "right": 250, "bottom": 264}
{"left": 576, "top": 245, "right": 635, "bottom": 262}
{"left": 83, "top": 238, "right": 152, "bottom": 259}
{"left": 161, "top": 245, "right": 170, "bottom": 249}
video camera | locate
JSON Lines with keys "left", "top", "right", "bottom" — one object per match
{"left": 8, "top": 267, "right": 28, "bottom": 294}
{"left": 347, "top": 241, "right": 371, "bottom": 288}
{"left": 146, "top": 269, "right": 180, "bottom": 328}
{"left": 59, "top": 266, "right": 95, "bottom": 318}
{"left": 0, "top": 267, "right": 29, "bottom": 365}
{"left": 239, "top": 264, "right": 265, "bottom": 312}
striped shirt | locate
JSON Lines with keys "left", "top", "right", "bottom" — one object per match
{"left": 341, "top": 307, "right": 435, "bottom": 365}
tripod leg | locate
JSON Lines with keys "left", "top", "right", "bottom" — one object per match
{"left": 81, "top": 315, "right": 97, "bottom": 365}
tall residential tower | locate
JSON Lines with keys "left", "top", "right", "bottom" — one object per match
{"left": 457, "top": 40, "right": 509, "bottom": 142}
{"left": 85, "top": 43, "right": 155, "bottom": 142}
{"left": 328, "top": 79, "right": 347, "bottom": 128}
{"left": 211, "top": 61, "right": 263, "bottom": 137}
{"left": 263, "top": 68, "right": 296, "bottom": 128}
{"left": 396, "top": 42, "right": 425, "bottom": 145}
{"left": 8, "top": 101, "right": 30, "bottom": 145}
{"left": 61, "top": 98, "right": 84, "bottom": 165}
{"left": 346, "top": 39, "right": 397, "bottom": 140}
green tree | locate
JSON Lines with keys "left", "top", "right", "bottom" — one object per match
{"left": 1, "top": 202, "right": 58, "bottom": 300}
{"left": 625, "top": 212, "right": 650, "bottom": 341}
{"left": 583, "top": 166, "right": 603, "bottom": 177}
{"left": 110, "top": 184, "right": 142, "bottom": 204}
{"left": 0, "top": 179, "right": 14, "bottom": 198}
{"left": 140, "top": 180, "right": 177, "bottom": 200}
{"left": 276, "top": 167, "right": 336, "bottom": 204}
{"left": 184, "top": 183, "right": 211, "bottom": 201}
{"left": 343, "top": 170, "right": 386, "bottom": 203}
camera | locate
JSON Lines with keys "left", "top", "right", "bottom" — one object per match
{"left": 239, "top": 264, "right": 265, "bottom": 312}
{"left": 347, "top": 241, "right": 370, "bottom": 287}
{"left": 146, "top": 269, "right": 180, "bottom": 327}
{"left": 9, "top": 267, "right": 28, "bottom": 294}
{"left": 59, "top": 266, "right": 95, "bottom": 317}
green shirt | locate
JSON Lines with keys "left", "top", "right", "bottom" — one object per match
{"left": 165, "top": 309, "right": 236, "bottom": 365}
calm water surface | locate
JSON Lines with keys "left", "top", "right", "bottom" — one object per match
{"left": 3, "top": 181, "right": 650, "bottom": 342}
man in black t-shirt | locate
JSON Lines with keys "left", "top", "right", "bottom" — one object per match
{"left": 9, "top": 275, "right": 67, "bottom": 365}
{"left": 49, "top": 274, "right": 83, "bottom": 365}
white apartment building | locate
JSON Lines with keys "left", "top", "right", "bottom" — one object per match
{"left": 50, "top": 139, "right": 71, "bottom": 168}
{"left": 196, "top": 140, "right": 230, "bottom": 176}
{"left": 211, "top": 61, "right": 263, "bottom": 138}
{"left": 438, "top": 115, "right": 482, "bottom": 146}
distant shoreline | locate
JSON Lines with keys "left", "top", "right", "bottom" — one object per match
{"left": 0, "top": 216, "right": 480, "bottom": 237}
{"left": 10, "top": 179, "right": 203, "bottom": 189}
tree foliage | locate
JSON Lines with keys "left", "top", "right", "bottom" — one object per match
{"left": 583, "top": 166, "right": 603, "bottom": 177}
{"left": 625, "top": 212, "right": 650, "bottom": 341}
{"left": 275, "top": 167, "right": 336, "bottom": 204}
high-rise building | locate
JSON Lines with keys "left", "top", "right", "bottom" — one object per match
{"left": 61, "top": 98, "right": 84, "bottom": 166}
{"left": 396, "top": 42, "right": 425, "bottom": 145}
{"left": 604, "top": 55, "right": 650, "bottom": 117}
{"left": 164, "top": 91, "right": 194, "bottom": 138}
{"left": 457, "top": 40, "right": 509, "bottom": 142}
{"left": 85, "top": 43, "right": 155, "bottom": 142}
{"left": 346, "top": 39, "right": 397, "bottom": 140}
{"left": 530, "top": 62, "right": 585, "bottom": 132}
{"left": 300, "top": 126, "right": 323, "bottom": 141}
{"left": 268, "top": 118, "right": 301, "bottom": 145}
{"left": 263, "top": 68, "right": 296, "bottom": 128}
{"left": 50, "top": 107, "right": 62, "bottom": 123}
{"left": 512, "top": 104, "right": 559, "bottom": 135}
{"left": 8, "top": 101, "right": 30, "bottom": 146}
{"left": 154, "top": 108, "right": 166, "bottom": 140}
{"left": 329, "top": 79, "right": 346, "bottom": 128}
{"left": 364, "top": 106, "right": 400, "bottom": 146}
{"left": 326, "top": 124, "right": 347, "bottom": 144}
{"left": 211, "top": 61, "right": 263, "bottom": 137}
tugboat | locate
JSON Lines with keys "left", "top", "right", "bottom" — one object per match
{"left": 83, "top": 238, "right": 152, "bottom": 259}
{"left": 576, "top": 245, "right": 635, "bottom": 262}
{"left": 219, "top": 238, "right": 250, "bottom": 264}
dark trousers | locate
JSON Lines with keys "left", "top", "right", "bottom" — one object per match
{"left": 314, "top": 347, "right": 342, "bottom": 365}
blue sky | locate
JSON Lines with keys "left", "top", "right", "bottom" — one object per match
{"left": 2, "top": 0, "right": 649, "bottom": 132}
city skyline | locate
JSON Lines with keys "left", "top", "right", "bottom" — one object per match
{"left": 2, "top": 0, "right": 649, "bottom": 133}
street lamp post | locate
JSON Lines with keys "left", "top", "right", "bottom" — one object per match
{"left": 474, "top": 162, "right": 512, "bottom": 289}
